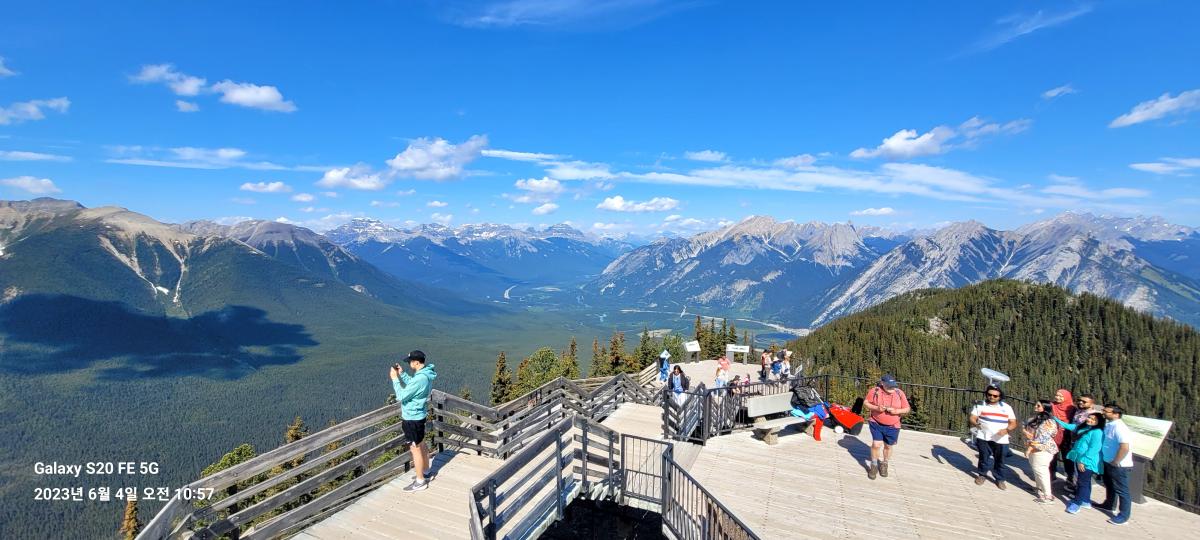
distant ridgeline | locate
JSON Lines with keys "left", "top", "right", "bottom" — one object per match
{"left": 787, "top": 279, "right": 1199, "bottom": 507}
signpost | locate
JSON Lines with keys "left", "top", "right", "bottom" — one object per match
{"left": 1122, "top": 414, "right": 1175, "bottom": 504}
{"left": 726, "top": 344, "right": 750, "bottom": 363}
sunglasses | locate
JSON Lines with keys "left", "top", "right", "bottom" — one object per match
{"left": 986, "top": 393, "right": 1001, "bottom": 398}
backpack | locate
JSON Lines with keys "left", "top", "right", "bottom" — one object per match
{"left": 790, "top": 385, "right": 822, "bottom": 409}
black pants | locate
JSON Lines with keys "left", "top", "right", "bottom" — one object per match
{"left": 1060, "top": 431, "right": 1075, "bottom": 484}
{"left": 977, "top": 440, "right": 1008, "bottom": 481}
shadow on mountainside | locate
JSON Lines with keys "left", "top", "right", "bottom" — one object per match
{"left": 0, "top": 294, "right": 316, "bottom": 380}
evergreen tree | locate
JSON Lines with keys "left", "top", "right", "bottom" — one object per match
{"left": 661, "top": 334, "right": 686, "bottom": 365}
{"left": 559, "top": 337, "right": 580, "bottom": 379}
{"left": 609, "top": 331, "right": 628, "bottom": 373}
{"left": 705, "top": 319, "right": 720, "bottom": 358}
{"left": 728, "top": 321, "right": 738, "bottom": 345}
{"left": 743, "top": 330, "right": 754, "bottom": 360}
{"left": 719, "top": 318, "right": 729, "bottom": 348}
{"left": 490, "top": 351, "right": 513, "bottom": 405}
{"left": 119, "top": 500, "right": 140, "bottom": 540}
{"left": 283, "top": 416, "right": 308, "bottom": 469}
{"left": 589, "top": 338, "right": 605, "bottom": 377}
{"left": 635, "top": 328, "right": 656, "bottom": 371}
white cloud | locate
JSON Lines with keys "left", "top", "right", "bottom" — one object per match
{"left": 427, "top": 200, "right": 448, "bottom": 208}
{"left": 456, "top": 0, "right": 686, "bottom": 28}
{"left": 321, "top": 191, "right": 339, "bottom": 198}
{"left": 850, "top": 207, "right": 895, "bottom": 216}
{"left": 291, "top": 193, "right": 315, "bottom": 202}
{"left": 1110, "top": 89, "right": 1200, "bottom": 128}
{"left": 1130, "top": 157, "right": 1200, "bottom": 175}
{"left": 0, "top": 150, "right": 72, "bottom": 162}
{"left": 175, "top": 100, "right": 200, "bottom": 112}
{"left": 0, "top": 97, "right": 70, "bottom": 125}
{"left": 1042, "top": 85, "right": 1077, "bottom": 100}
{"left": 371, "top": 200, "right": 401, "bottom": 208}
{"left": 386, "top": 135, "right": 486, "bottom": 180}
{"left": 532, "top": 202, "right": 558, "bottom": 215}
{"left": 664, "top": 214, "right": 682, "bottom": 222}
{"left": 396, "top": 189, "right": 416, "bottom": 196}
{"left": 130, "top": 64, "right": 207, "bottom": 96}
{"left": 851, "top": 117, "right": 1029, "bottom": 159}
{"left": 1041, "top": 184, "right": 1150, "bottom": 200}
{"left": 596, "top": 195, "right": 679, "bottom": 213}
{"left": 851, "top": 126, "right": 955, "bottom": 159}
{"left": 317, "top": 164, "right": 388, "bottom": 190}
{"left": 0, "top": 56, "right": 16, "bottom": 77}
{"left": 481, "top": 149, "right": 566, "bottom": 162}
{"left": 1128, "top": 157, "right": 1195, "bottom": 176}
{"left": 774, "top": 154, "right": 817, "bottom": 168}
{"left": 970, "top": 5, "right": 1093, "bottom": 53}
{"left": 210, "top": 80, "right": 297, "bottom": 112}
{"left": 515, "top": 177, "right": 564, "bottom": 194}
{"left": 239, "top": 181, "right": 291, "bottom": 193}
{"left": 1, "top": 176, "right": 61, "bottom": 194}
{"left": 683, "top": 150, "right": 728, "bottom": 162}
{"left": 544, "top": 160, "right": 615, "bottom": 180}
{"left": 231, "top": 197, "right": 256, "bottom": 205}
{"left": 105, "top": 146, "right": 289, "bottom": 170}
{"left": 1047, "top": 173, "right": 1079, "bottom": 183}
{"left": 430, "top": 212, "right": 453, "bottom": 225}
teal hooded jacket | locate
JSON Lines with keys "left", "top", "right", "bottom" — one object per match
{"left": 392, "top": 364, "right": 438, "bottom": 420}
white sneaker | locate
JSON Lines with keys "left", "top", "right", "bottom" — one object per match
{"left": 403, "top": 480, "right": 428, "bottom": 493}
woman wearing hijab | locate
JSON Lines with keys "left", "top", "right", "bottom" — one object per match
{"left": 1051, "top": 389, "right": 1077, "bottom": 486}
{"left": 1023, "top": 400, "right": 1060, "bottom": 503}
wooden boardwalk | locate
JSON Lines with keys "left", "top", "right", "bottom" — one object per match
{"left": 289, "top": 381, "right": 1197, "bottom": 540}
{"left": 294, "top": 450, "right": 499, "bottom": 540}
{"left": 687, "top": 427, "right": 1199, "bottom": 539}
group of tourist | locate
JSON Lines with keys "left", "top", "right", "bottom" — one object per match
{"left": 867, "top": 375, "right": 1134, "bottom": 526}
{"left": 759, "top": 349, "right": 793, "bottom": 381}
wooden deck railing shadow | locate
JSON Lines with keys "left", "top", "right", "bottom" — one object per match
{"left": 137, "top": 363, "right": 661, "bottom": 540}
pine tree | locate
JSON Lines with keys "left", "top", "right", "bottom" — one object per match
{"left": 693, "top": 315, "right": 705, "bottom": 346}
{"left": 743, "top": 330, "right": 754, "bottom": 360}
{"left": 728, "top": 321, "right": 738, "bottom": 345}
{"left": 559, "top": 337, "right": 580, "bottom": 379}
{"left": 609, "top": 331, "right": 627, "bottom": 373}
{"left": 284, "top": 416, "right": 308, "bottom": 468}
{"left": 119, "top": 499, "right": 140, "bottom": 540}
{"left": 589, "top": 338, "right": 606, "bottom": 377}
{"left": 720, "top": 318, "right": 729, "bottom": 347}
{"left": 706, "top": 319, "right": 720, "bottom": 358}
{"left": 636, "top": 328, "right": 655, "bottom": 370}
{"left": 490, "top": 351, "right": 513, "bottom": 404}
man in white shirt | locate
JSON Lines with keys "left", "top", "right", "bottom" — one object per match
{"left": 1100, "top": 404, "right": 1133, "bottom": 525}
{"left": 969, "top": 385, "right": 1018, "bottom": 489}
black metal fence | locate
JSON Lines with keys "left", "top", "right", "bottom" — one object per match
{"left": 620, "top": 434, "right": 672, "bottom": 507}
{"left": 661, "top": 454, "right": 760, "bottom": 540}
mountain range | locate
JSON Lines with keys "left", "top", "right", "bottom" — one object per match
{"left": 588, "top": 213, "right": 1200, "bottom": 328}
{"left": 325, "top": 218, "right": 632, "bottom": 299}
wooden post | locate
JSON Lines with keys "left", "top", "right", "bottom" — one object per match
{"left": 661, "top": 386, "right": 671, "bottom": 439}
{"left": 435, "top": 401, "right": 445, "bottom": 454}
{"left": 606, "top": 429, "right": 616, "bottom": 491}
{"left": 487, "top": 479, "right": 499, "bottom": 540}
{"left": 661, "top": 447, "right": 673, "bottom": 521}
{"left": 555, "top": 430, "right": 566, "bottom": 520}
{"left": 581, "top": 420, "right": 590, "bottom": 493}
{"left": 701, "top": 390, "right": 711, "bottom": 443}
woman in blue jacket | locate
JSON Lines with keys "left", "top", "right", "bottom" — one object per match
{"left": 1055, "top": 411, "right": 1106, "bottom": 513}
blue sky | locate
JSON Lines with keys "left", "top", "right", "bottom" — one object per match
{"left": 2, "top": 1, "right": 1198, "bottom": 236}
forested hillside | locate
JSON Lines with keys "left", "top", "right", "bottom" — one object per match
{"left": 787, "top": 279, "right": 1199, "bottom": 507}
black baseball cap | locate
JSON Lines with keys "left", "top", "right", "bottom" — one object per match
{"left": 406, "top": 350, "right": 426, "bottom": 363}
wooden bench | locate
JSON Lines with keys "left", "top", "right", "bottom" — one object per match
{"left": 745, "top": 393, "right": 809, "bottom": 445}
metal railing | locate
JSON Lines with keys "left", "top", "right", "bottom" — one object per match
{"left": 621, "top": 434, "right": 672, "bottom": 507}
{"left": 661, "top": 455, "right": 759, "bottom": 540}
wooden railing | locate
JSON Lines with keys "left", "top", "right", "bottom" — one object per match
{"left": 137, "top": 404, "right": 417, "bottom": 540}
{"left": 138, "top": 367, "right": 662, "bottom": 540}
{"left": 662, "top": 383, "right": 707, "bottom": 442}
{"left": 467, "top": 416, "right": 621, "bottom": 540}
